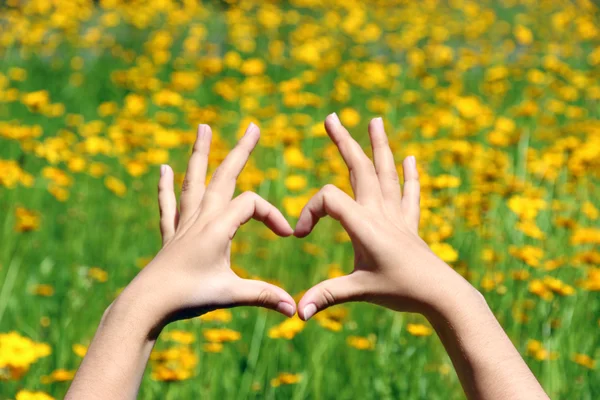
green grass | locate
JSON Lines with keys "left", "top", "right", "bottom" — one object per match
{"left": 1, "top": 1, "right": 599, "bottom": 399}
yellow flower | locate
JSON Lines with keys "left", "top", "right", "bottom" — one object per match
{"left": 283, "top": 193, "right": 313, "bottom": 218}
{"left": 152, "top": 89, "right": 183, "bottom": 107}
{"left": 150, "top": 346, "right": 197, "bottom": 382}
{"left": 16, "top": 390, "right": 54, "bottom": 400}
{"left": 509, "top": 245, "right": 544, "bottom": 267}
{"left": 21, "top": 90, "right": 50, "bottom": 111}
{"left": 40, "top": 369, "right": 75, "bottom": 384}
{"left": 0, "top": 332, "right": 51, "bottom": 380}
{"left": 339, "top": 107, "right": 360, "bottom": 128}
{"left": 572, "top": 353, "right": 596, "bottom": 369}
{"left": 407, "top": 323, "right": 433, "bottom": 337}
{"left": 571, "top": 227, "right": 600, "bottom": 245}
{"left": 514, "top": 24, "right": 533, "bottom": 45}
{"left": 268, "top": 314, "right": 305, "bottom": 339}
{"left": 0, "top": 160, "right": 34, "bottom": 188}
{"left": 528, "top": 279, "right": 553, "bottom": 301}
{"left": 240, "top": 58, "right": 266, "bottom": 76}
{"left": 347, "top": 335, "right": 376, "bottom": 350}
{"left": 72, "top": 344, "right": 87, "bottom": 357}
{"left": 105, "top": 176, "right": 127, "bottom": 197}
{"left": 203, "top": 342, "right": 223, "bottom": 353}
{"left": 317, "top": 318, "right": 343, "bottom": 332}
{"left": 31, "top": 284, "right": 54, "bottom": 297}
{"left": 284, "top": 175, "right": 308, "bottom": 191}
{"left": 508, "top": 196, "right": 547, "bottom": 220}
{"left": 430, "top": 242, "right": 459, "bottom": 263}
{"left": 270, "top": 372, "right": 302, "bottom": 387}
{"left": 200, "top": 309, "right": 232, "bottom": 323}
{"left": 14, "top": 207, "right": 40, "bottom": 233}
{"left": 526, "top": 339, "right": 558, "bottom": 361}
{"left": 163, "top": 330, "right": 195, "bottom": 345}
{"left": 432, "top": 175, "right": 461, "bottom": 189}
{"left": 88, "top": 267, "right": 108, "bottom": 283}
{"left": 136, "top": 256, "right": 153, "bottom": 269}
{"left": 283, "top": 146, "right": 312, "bottom": 169}
{"left": 582, "top": 202, "right": 599, "bottom": 220}
{"left": 203, "top": 328, "right": 241, "bottom": 343}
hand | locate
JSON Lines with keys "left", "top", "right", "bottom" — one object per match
{"left": 125, "top": 123, "right": 296, "bottom": 335}
{"left": 295, "top": 113, "right": 472, "bottom": 321}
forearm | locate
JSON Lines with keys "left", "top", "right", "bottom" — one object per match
{"left": 427, "top": 274, "right": 549, "bottom": 400}
{"left": 66, "top": 286, "right": 160, "bottom": 400}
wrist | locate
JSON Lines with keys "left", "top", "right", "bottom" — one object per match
{"left": 424, "top": 271, "right": 491, "bottom": 332}
{"left": 422, "top": 264, "right": 489, "bottom": 326}
{"left": 108, "top": 275, "right": 171, "bottom": 340}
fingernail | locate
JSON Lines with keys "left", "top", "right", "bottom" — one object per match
{"left": 245, "top": 122, "right": 257, "bottom": 135}
{"left": 329, "top": 112, "right": 340, "bottom": 124}
{"left": 276, "top": 302, "right": 295, "bottom": 318}
{"left": 197, "top": 124, "right": 206, "bottom": 138}
{"left": 373, "top": 116, "right": 384, "bottom": 128}
{"left": 303, "top": 304, "right": 317, "bottom": 320}
{"left": 160, "top": 164, "right": 167, "bottom": 177}
{"left": 410, "top": 155, "right": 416, "bottom": 167}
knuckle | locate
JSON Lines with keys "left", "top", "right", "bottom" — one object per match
{"left": 321, "top": 287, "right": 336, "bottom": 308}
{"left": 240, "top": 191, "right": 257, "bottom": 201}
{"left": 256, "top": 288, "right": 275, "bottom": 307}
{"left": 210, "top": 166, "right": 222, "bottom": 182}
{"left": 322, "top": 184, "right": 338, "bottom": 195}
{"left": 382, "top": 169, "right": 400, "bottom": 182}
{"left": 181, "top": 178, "right": 193, "bottom": 192}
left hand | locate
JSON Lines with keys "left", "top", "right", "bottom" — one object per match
{"left": 121, "top": 122, "right": 296, "bottom": 336}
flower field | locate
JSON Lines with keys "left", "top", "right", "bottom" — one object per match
{"left": 1, "top": 0, "right": 599, "bottom": 399}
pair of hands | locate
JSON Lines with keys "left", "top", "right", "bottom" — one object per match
{"left": 131, "top": 113, "right": 466, "bottom": 334}
{"left": 68, "top": 113, "right": 550, "bottom": 400}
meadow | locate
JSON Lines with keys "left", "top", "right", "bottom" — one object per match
{"left": 0, "top": 0, "right": 599, "bottom": 399}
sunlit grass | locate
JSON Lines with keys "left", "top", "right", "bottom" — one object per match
{"left": 1, "top": 1, "right": 599, "bottom": 399}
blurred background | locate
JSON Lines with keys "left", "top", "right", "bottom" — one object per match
{"left": 0, "top": 0, "right": 599, "bottom": 399}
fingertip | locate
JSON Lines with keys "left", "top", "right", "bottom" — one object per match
{"left": 242, "top": 122, "right": 260, "bottom": 148}
{"left": 324, "top": 112, "right": 341, "bottom": 131}
{"left": 404, "top": 156, "right": 418, "bottom": 179}
{"left": 271, "top": 207, "right": 294, "bottom": 236}
{"left": 159, "top": 164, "right": 174, "bottom": 180}
{"left": 292, "top": 228, "right": 309, "bottom": 238}
{"left": 302, "top": 303, "right": 317, "bottom": 321}
{"left": 292, "top": 214, "right": 312, "bottom": 238}
{"left": 279, "top": 223, "right": 294, "bottom": 237}
{"left": 369, "top": 116, "right": 384, "bottom": 131}
{"left": 276, "top": 302, "right": 296, "bottom": 318}
{"left": 246, "top": 122, "right": 259, "bottom": 136}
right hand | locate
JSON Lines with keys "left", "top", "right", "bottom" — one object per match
{"left": 295, "top": 113, "right": 475, "bottom": 321}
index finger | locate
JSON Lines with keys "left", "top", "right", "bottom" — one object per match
{"left": 203, "top": 123, "right": 260, "bottom": 206}
{"left": 324, "top": 113, "right": 381, "bottom": 206}
{"left": 293, "top": 184, "right": 365, "bottom": 239}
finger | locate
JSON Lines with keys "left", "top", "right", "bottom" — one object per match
{"left": 222, "top": 191, "right": 293, "bottom": 239}
{"left": 324, "top": 113, "right": 381, "bottom": 205}
{"left": 297, "top": 273, "right": 367, "bottom": 321}
{"left": 230, "top": 278, "right": 296, "bottom": 317}
{"left": 158, "top": 164, "right": 178, "bottom": 245}
{"left": 203, "top": 123, "right": 259, "bottom": 207}
{"left": 401, "top": 156, "right": 420, "bottom": 232}
{"left": 368, "top": 117, "right": 402, "bottom": 212}
{"left": 294, "top": 184, "right": 363, "bottom": 239}
{"left": 180, "top": 124, "right": 212, "bottom": 223}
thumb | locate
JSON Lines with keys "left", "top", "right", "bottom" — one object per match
{"left": 298, "top": 272, "right": 367, "bottom": 321}
{"left": 230, "top": 278, "right": 297, "bottom": 318}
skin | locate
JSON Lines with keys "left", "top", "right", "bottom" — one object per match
{"left": 66, "top": 123, "right": 296, "bottom": 400}
{"left": 66, "top": 116, "right": 549, "bottom": 400}
{"left": 295, "top": 113, "right": 549, "bottom": 400}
